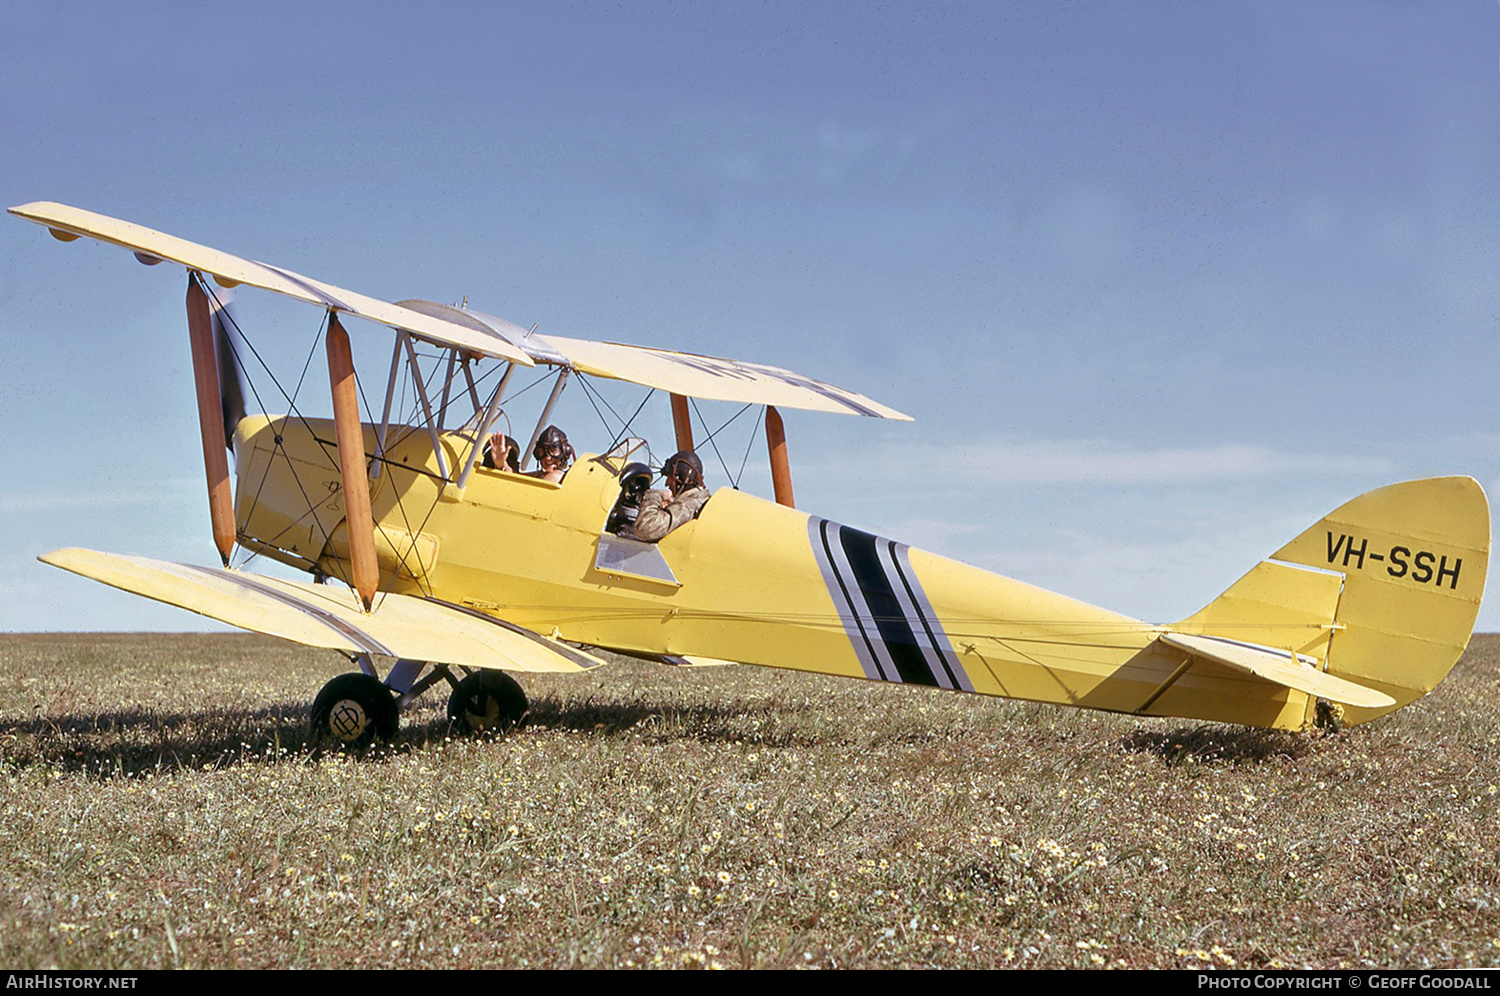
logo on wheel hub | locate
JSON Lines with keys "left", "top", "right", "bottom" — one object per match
{"left": 465, "top": 694, "right": 501, "bottom": 730}
{"left": 330, "top": 700, "right": 369, "bottom": 741}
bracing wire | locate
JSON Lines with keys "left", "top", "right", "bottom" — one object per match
{"left": 734, "top": 406, "right": 767, "bottom": 489}
{"left": 610, "top": 387, "right": 657, "bottom": 453}
{"left": 574, "top": 374, "right": 656, "bottom": 453}
{"left": 201, "top": 277, "right": 348, "bottom": 585}
{"left": 574, "top": 374, "right": 614, "bottom": 439}
{"left": 688, "top": 395, "right": 755, "bottom": 486}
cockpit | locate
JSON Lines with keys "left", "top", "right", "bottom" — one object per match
{"left": 604, "top": 461, "right": 654, "bottom": 536}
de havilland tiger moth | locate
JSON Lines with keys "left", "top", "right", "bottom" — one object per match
{"left": 9, "top": 201, "right": 1490, "bottom": 746}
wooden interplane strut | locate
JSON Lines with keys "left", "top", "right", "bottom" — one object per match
{"left": 325, "top": 313, "right": 378, "bottom": 610}
{"left": 765, "top": 405, "right": 795, "bottom": 509}
{"left": 670, "top": 392, "right": 694, "bottom": 453}
{"left": 184, "top": 274, "right": 235, "bottom": 566}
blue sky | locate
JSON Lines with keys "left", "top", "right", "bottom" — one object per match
{"left": 3, "top": 1, "right": 1500, "bottom": 631}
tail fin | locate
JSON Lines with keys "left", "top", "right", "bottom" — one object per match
{"left": 1177, "top": 477, "right": 1489, "bottom": 726}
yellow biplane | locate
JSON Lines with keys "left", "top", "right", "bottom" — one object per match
{"left": 10, "top": 202, "right": 1490, "bottom": 746}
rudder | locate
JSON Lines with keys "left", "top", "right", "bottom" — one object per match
{"left": 1270, "top": 477, "right": 1488, "bottom": 723}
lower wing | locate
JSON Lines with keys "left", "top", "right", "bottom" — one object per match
{"left": 40, "top": 547, "right": 605, "bottom": 674}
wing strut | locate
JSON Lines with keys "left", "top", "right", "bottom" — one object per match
{"left": 670, "top": 393, "right": 694, "bottom": 452}
{"left": 521, "top": 368, "right": 570, "bottom": 472}
{"left": 399, "top": 331, "right": 452, "bottom": 481}
{"left": 455, "top": 361, "right": 517, "bottom": 490}
{"left": 326, "top": 313, "right": 378, "bottom": 610}
{"left": 765, "top": 404, "right": 795, "bottom": 509}
{"left": 372, "top": 332, "right": 404, "bottom": 479}
{"left": 185, "top": 273, "right": 235, "bottom": 565}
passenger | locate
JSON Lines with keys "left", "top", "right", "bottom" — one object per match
{"left": 483, "top": 432, "right": 521, "bottom": 472}
{"left": 633, "top": 450, "right": 710, "bottom": 542}
{"left": 528, "top": 425, "right": 573, "bottom": 483}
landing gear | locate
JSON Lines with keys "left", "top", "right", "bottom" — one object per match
{"left": 447, "top": 670, "right": 528, "bottom": 736}
{"left": 308, "top": 660, "right": 528, "bottom": 746}
{"left": 310, "top": 673, "right": 399, "bottom": 748}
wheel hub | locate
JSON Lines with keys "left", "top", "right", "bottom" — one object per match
{"left": 465, "top": 695, "right": 501, "bottom": 730}
{"left": 329, "top": 699, "right": 370, "bottom": 741}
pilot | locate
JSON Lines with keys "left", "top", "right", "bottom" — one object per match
{"left": 483, "top": 432, "right": 521, "bottom": 473}
{"left": 528, "top": 425, "right": 574, "bottom": 483}
{"left": 605, "top": 461, "right": 654, "bottom": 536}
{"left": 633, "top": 450, "right": 710, "bottom": 542}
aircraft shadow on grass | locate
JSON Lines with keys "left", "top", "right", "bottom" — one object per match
{"left": 1120, "top": 725, "right": 1317, "bottom": 765}
{"left": 2, "top": 696, "right": 1319, "bottom": 777}
{"left": 0, "top": 694, "right": 838, "bottom": 774}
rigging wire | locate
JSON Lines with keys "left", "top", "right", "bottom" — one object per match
{"left": 688, "top": 395, "right": 754, "bottom": 487}
{"left": 286, "top": 319, "right": 323, "bottom": 416}
{"left": 201, "top": 278, "right": 346, "bottom": 585}
{"left": 344, "top": 348, "right": 551, "bottom": 609}
{"left": 574, "top": 374, "right": 656, "bottom": 454}
{"left": 573, "top": 373, "right": 628, "bottom": 432}
{"left": 609, "top": 386, "right": 657, "bottom": 455}
{"left": 734, "top": 406, "right": 767, "bottom": 489}
{"left": 369, "top": 334, "right": 445, "bottom": 604}
{"left": 696, "top": 399, "right": 755, "bottom": 448}
{"left": 574, "top": 374, "right": 613, "bottom": 439}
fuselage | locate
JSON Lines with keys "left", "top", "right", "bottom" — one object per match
{"left": 231, "top": 415, "right": 1317, "bottom": 729}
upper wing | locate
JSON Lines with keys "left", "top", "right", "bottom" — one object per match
{"left": 438, "top": 303, "right": 910, "bottom": 419}
{"left": 1158, "top": 631, "right": 1394, "bottom": 709}
{"left": 14, "top": 202, "right": 905, "bottom": 417}
{"left": 40, "top": 547, "right": 603, "bottom": 674}
{"left": 538, "top": 335, "right": 912, "bottom": 420}
{"left": 8, "top": 202, "right": 534, "bottom": 366}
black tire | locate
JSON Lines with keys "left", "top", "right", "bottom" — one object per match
{"left": 310, "top": 673, "right": 399, "bottom": 749}
{"left": 447, "top": 670, "right": 528, "bottom": 736}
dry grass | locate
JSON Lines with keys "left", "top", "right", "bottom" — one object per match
{"left": 2, "top": 632, "right": 1498, "bottom": 969}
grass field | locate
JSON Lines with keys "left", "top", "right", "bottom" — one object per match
{"left": 1, "top": 631, "right": 1497, "bottom": 969}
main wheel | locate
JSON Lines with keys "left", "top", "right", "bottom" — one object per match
{"left": 447, "top": 670, "right": 528, "bottom": 736}
{"left": 311, "top": 673, "right": 399, "bottom": 749}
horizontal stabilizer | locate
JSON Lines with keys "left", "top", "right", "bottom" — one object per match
{"left": 1159, "top": 632, "right": 1394, "bottom": 709}
{"left": 8, "top": 202, "right": 534, "bottom": 366}
{"left": 40, "top": 548, "right": 604, "bottom": 674}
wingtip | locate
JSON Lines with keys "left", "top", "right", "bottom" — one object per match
{"left": 9, "top": 200, "right": 67, "bottom": 219}
{"left": 38, "top": 546, "right": 99, "bottom": 574}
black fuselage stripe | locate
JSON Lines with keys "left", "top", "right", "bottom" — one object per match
{"left": 824, "top": 521, "right": 903, "bottom": 680}
{"left": 893, "top": 543, "right": 972, "bottom": 692}
{"left": 886, "top": 540, "right": 964, "bottom": 688}
{"left": 818, "top": 520, "right": 890, "bottom": 681}
{"left": 875, "top": 538, "right": 953, "bottom": 688}
{"left": 837, "top": 527, "right": 939, "bottom": 687}
{"left": 809, "top": 518, "right": 883, "bottom": 681}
